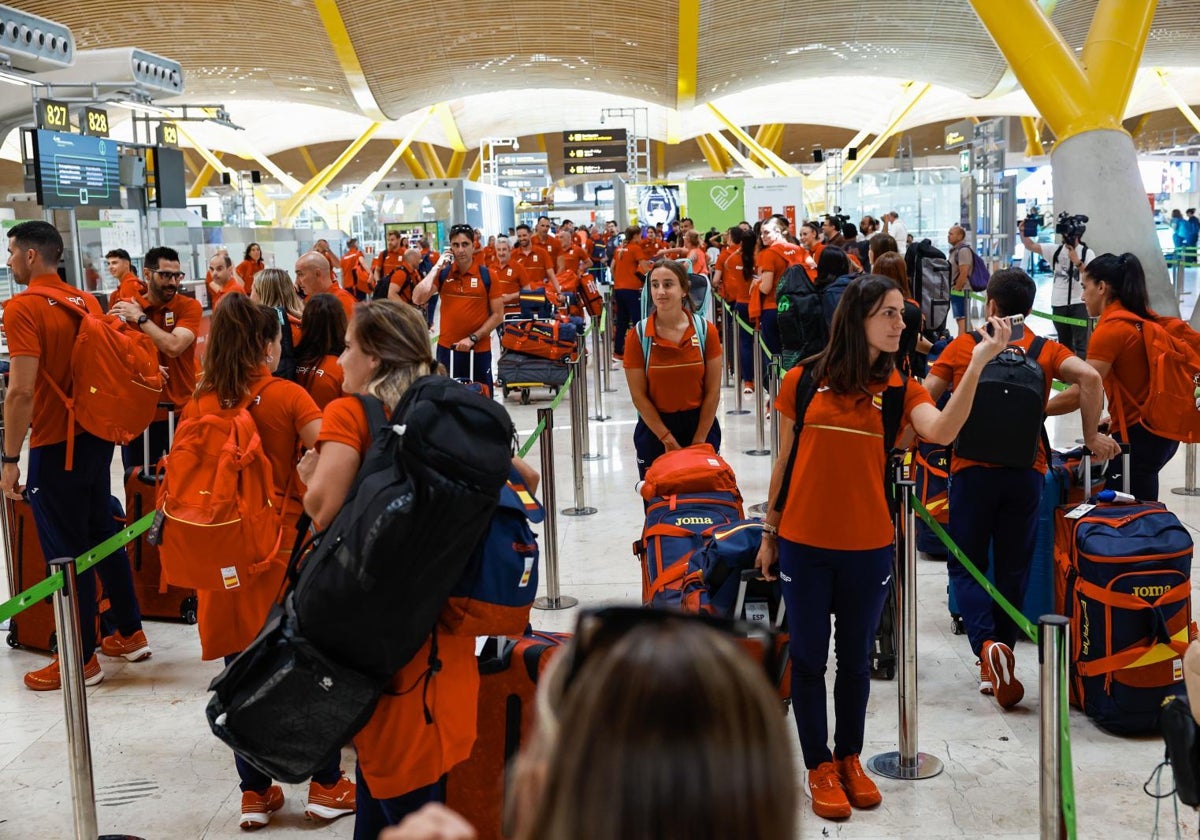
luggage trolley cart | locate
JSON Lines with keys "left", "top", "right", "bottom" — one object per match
{"left": 497, "top": 301, "right": 577, "bottom": 404}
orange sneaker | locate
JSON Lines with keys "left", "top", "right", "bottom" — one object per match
{"left": 978, "top": 656, "right": 994, "bottom": 695}
{"left": 305, "top": 772, "right": 356, "bottom": 820}
{"left": 836, "top": 754, "right": 882, "bottom": 808}
{"left": 240, "top": 785, "right": 284, "bottom": 831}
{"left": 808, "top": 761, "right": 852, "bottom": 820}
{"left": 100, "top": 629, "right": 152, "bottom": 662}
{"left": 984, "top": 640, "right": 1024, "bottom": 709}
{"left": 24, "top": 654, "right": 103, "bottom": 691}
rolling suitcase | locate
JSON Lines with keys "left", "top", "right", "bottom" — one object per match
{"left": 3, "top": 494, "right": 59, "bottom": 653}
{"left": 124, "top": 406, "right": 197, "bottom": 623}
{"left": 1054, "top": 450, "right": 1195, "bottom": 734}
{"left": 497, "top": 350, "right": 570, "bottom": 404}
{"left": 445, "top": 630, "right": 571, "bottom": 840}
{"left": 731, "top": 569, "right": 793, "bottom": 701}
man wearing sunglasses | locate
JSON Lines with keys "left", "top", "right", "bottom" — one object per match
{"left": 110, "top": 246, "right": 202, "bottom": 470}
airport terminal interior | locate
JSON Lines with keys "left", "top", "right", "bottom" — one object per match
{"left": 3, "top": 0, "right": 1200, "bottom": 837}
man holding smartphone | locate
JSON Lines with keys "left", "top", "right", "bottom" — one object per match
{"left": 923, "top": 268, "right": 1117, "bottom": 711}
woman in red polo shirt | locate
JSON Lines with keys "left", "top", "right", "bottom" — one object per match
{"left": 1050, "top": 252, "right": 1179, "bottom": 500}
{"left": 187, "top": 294, "right": 354, "bottom": 830}
{"left": 236, "top": 243, "right": 265, "bottom": 297}
{"left": 755, "top": 274, "right": 1008, "bottom": 821}
{"left": 623, "top": 259, "right": 722, "bottom": 479}
{"left": 294, "top": 292, "right": 347, "bottom": 409}
{"left": 299, "top": 300, "right": 478, "bottom": 839}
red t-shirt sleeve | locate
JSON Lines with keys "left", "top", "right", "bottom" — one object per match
{"left": 317, "top": 396, "right": 368, "bottom": 452}
{"left": 288, "top": 383, "right": 322, "bottom": 432}
{"left": 928, "top": 333, "right": 974, "bottom": 384}
{"left": 903, "top": 378, "right": 935, "bottom": 422}
{"left": 3, "top": 299, "right": 40, "bottom": 358}
{"left": 178, "top": 297, "right": 202, "bottom": 333}
{"left": 775, "top": 365, "right": 804, "bottom": 421}
{"left": 1084, "top": 319, "right": 1127, "bottom": 364}
{"left": 623, "top": 327, "right": 645, "bottom": 369}
{"left": 1045, "top": 339, "right": 1076, "bottom": 391}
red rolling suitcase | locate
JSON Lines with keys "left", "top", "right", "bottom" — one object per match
{"left": 445, "top": 630, "right": 571, "bottom": 840}
{"left": 123, "top": 407, "right": 197, "bottom": 623}
{"left": 3, "top": 495, "right": 59, "bottom": 653}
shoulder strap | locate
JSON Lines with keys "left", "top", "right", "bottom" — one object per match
{"left": 692, "top": 313, "right": 707, "bottom": 358}
{"left": 355, "top": 393, "right": 389, "bottom": 437}
{"left": 1053, "top": 244, "right": 1064, "bottom": 269}
{"left": 881, "top": 373, "right": 907, "bottom": 453}
{"left": 773, "top": 367, "right": 818, "bottom": 513}
{"left": 21, "top": 285, "right": 90, "bottom": 319}
{"left": 636, "top": 318, "right": 651, "bottom": 373}
{"left": 1028, "top": 334, "right": 1046, "bottom": 362}
{"left": 478, "top": 265, "right": 491, "bottom": 291}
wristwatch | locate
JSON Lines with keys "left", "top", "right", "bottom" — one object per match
{"left": 1, "top": 455, "right": 19, "bottom": 464}
{"left": 469, "top": 333, "right": 479, "bottom": 345}
{"left": 136, "top": 314, "right": 149, "bottom": 326}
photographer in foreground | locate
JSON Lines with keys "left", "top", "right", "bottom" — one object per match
{"left": 1020, "top": 211, "right": 1092, "bottom": 357}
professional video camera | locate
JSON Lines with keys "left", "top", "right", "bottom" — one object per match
{"left": 1021, "top": 207, "right": 1046, "bottom": 239}
{"left": 826, "top": 212, "right": 850, "bottom": 229}
{"left": 1054, "top": 211, "right": 1088, "bottom": 243}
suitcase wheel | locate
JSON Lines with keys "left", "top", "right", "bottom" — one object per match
{"left": 6, "top": 630, "right": 16, "bottom": 648}
{"left": 49, "top": 630, "right": 57, "bottom": 654}
{"left": 181, "top": 595, "right": 198, "bottom": 625}
{"left": 502, "top": 386, "right": 511, "bottom": 398}
{"left": 950, "top": 615, "right": 965, "bottom": 636}
{"left": 520, "top": 389, "right": 531, "bottom": 405}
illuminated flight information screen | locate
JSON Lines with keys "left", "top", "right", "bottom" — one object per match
{"left": 33, "top": 130, "right": 120, "bottom": 208}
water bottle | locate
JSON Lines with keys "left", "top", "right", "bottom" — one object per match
{"left": 1096, "top": 489, "right": 1136, "bottom": 504}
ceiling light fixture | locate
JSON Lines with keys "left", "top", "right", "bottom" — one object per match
{"left": 111, "top": 97, "right": 173, "bottom": 116}
{"left": 0, "top": 66, "right": 41, "bottom": 86}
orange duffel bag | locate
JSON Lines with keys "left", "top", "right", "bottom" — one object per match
{"left": 501, "top": 319, "right": 578, "bottom": 362}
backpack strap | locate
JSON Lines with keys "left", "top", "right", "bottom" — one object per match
{"left": 773, "top": 366, "right": 818, "bottom": 513}
{"left": 355, "top": 393, "right": 390, "bottom": 437}
{"left": 636, "top": 317, "right": 651, "bottom": 373}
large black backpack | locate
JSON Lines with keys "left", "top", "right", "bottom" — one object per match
{"left": 776, "top": 265, "right": 828, "bottom": 362}
{"left": 954, "top": 335, "right": 1049, "bottom": 469}
{"left": 291, "top": 375, "right": 515, "bottom": 679}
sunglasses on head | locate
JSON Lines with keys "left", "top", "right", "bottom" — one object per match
{"left": 449, "top": 224, "right": 474, "bottom": 237}
{"left": 560, "top": 606, "right": 784, "bottom": 694}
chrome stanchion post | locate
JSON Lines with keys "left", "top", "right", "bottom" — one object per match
{"left": 869, "top": 465, "right": 944, "bottom": 781}
{"left": 602, "top": 292, "right": 617, "bottom": 393}
{"left": 745, "top": 327, "right": 770, "bottom": 456}
{"left": 562, "top": 355, "right": 597, "bottom": 517}
{"left": 49, "top": 556, "right": 99, "bottom": 840}
{"left": 591, "top": 322, "right": 608, "bottom": 421}
{"left": 578, "top": 334, "right": 602, "bottom": 461}
{"left": 1039, "top": 615, "right": 1068, "bottom": 840}
{"left": 533, "top": 408, "right": 578, "bottom": 610}
{"left": 720, "top": 305, "right": 732, "bottom": 389}
{"left": 728, "top": 312, "right": 750, "bottom": 416}
{"left": 1172, "top": 443, "right": 1200, "bottom": 496}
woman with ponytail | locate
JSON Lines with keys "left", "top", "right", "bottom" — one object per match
{"left": 299, "top": 300, "right": 479, "bottom": 838}
{"left": 1048, "top": 252, "right": 1179, "bottom": 499}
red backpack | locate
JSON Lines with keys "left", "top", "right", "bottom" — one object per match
{"left": 156, "top": 379, "right": 286, "bottom": 591}
{"left": 1105, "top": 311, "right": 1200, "bottom": 443}
{"left": 22, "top": 286, "right": 163, "bottom": 467}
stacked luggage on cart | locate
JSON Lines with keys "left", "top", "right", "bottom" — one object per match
{"left": 497, "top": 291, "right": 578, "bottom": 405}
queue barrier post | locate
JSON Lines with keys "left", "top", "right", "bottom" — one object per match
{"left": 590, "top": 319, "right": 609, "bottom": 421}
{"left": 769, "top": 354, "right": 782, "bottom": 463}
{"left": 868, "top": 466, "right": 944, "bottom": 781}
{"left": 533, "top": 407, "right": 578, "bottom": 610}
{"left": 577, "top": 333, "right": 602, "bottom": 461}
{"left": 49, "top": 557, "right": 99, "bottom": 840}
{"left": 745, "top": 327, "right": 770, "bottom": 456}
{"left": 727, "top": 308, "right": 750, "bottom": 416}
{"left": 1038, "top": 615, "right": 1069, "bottom": 840}
{"left": 1171, "top": 443, "right": 1200, "bottom": 497}
{"left": 719, "top": 304, "right": 732, "bottom": 390}
{"left": 602, "top": 292, "right": 616, "bottom": 393}
{"left": 562, "top": 352, "right": 597, "bottom": 517}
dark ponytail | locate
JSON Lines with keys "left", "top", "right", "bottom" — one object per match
{"left": 1086, "top": 252, "right": 1153, "bottom": 319}
{"left": 740, "top": 225, "right": 757, "bottom": 280}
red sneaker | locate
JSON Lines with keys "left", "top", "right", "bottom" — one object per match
{"left": 984, "top": 640, "right": 1024, "bottom": 709}
{"left": 305, "top": 772, "right": 356, "bottom": 820}
{"left": 100, "top": 629, "right": 152, "bottom": 662}
{"left": 808, "top": 761, "right": 851, "bottom": 820}
{"left": 836, "top": 754, "right": 882, "bottom": 808}
{"left": 240, "top": 785, "right": 284, "bottom": 831}
{"left": 24, "top": 654, "right": 103, "bottom": 691}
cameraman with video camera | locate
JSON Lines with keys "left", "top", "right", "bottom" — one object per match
{"left": 1020, "top": 211, "right": 1092, "bottom": 358}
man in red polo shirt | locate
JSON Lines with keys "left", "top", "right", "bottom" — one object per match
{"left": 534, "top": 216, "right": 563, "bottom": 263}
{"left": 487, "top": 235, "right": 526, "bottom": 319}
{"left": 3, "top": 221, "right": 149, "bottom": 689}
{"left": 512, "top": 224, "right": 559, "bottom": 294}
{"left": 340, "top": 238, "right": 371, "bottom": 300}
{"left": 106, "top": 247, "right": 145, "bottom": 309}
{"left": 296, "top": 251, "right": 356, "bottom": 320}
{"left": 372, "top": 230, "right": 407, "bottom": 298}
{"left": 413, "top": 223, "right": 504, "bottom": 392}
{"left": 754, "top": 214, "right": 809, "bottom": 367}
{"left": 110, "top": 246, "right": 203, "bottom": 471}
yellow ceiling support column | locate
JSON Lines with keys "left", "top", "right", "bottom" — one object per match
{"left": 466, "top": 152, "right": 482, "bottom": 182}
{"left": 187, "top": 154, "right": 223, "bottom": 198}
{"left": 420, "top": 143, "right": 447, "bottom": 179}
{"left": 433, "top": 102, "right": 467, "bottom": 153}
{"left": 446, "top": 150, "right": 466, "bottom": 178}
{"left": 1128, "top": 111, "right": 1153, "bottom": 139}
{"left": 765, "top": 124, "right": 786, "bottom": 154}
{"left": 706, "top": 103, "right": 800, "bottom": 177}
{"left": 1154, "top": 69, "right": 1200, "bottom": 137}
{"left": 695, "top": 135, "right": 726, "bottom": 173}
{"left": 676, "top": 0, "right": 699, "bottom": 111}
{"left": 968, "top": 0, "right": 1156, "bottom": 141}
{"left": 536, "top": 134, "right": 547, "bottom": 153}
{"left": 281, "top": 122, "right": 383, "bottom": 226}
{"left": 655, "top": 141, "right": 665, "bottom": 179}
{"left": 707, "top": 131, "right": 768, "bottom": 178}
{"left": 336, "top": 108, "right": 434, "bottom": 219}
{"left": 313, "top": 0, "right": 388, "bottom": 120}
{"left": 401, "top": 147, "right": 428, "bottom": 179}
{"left": 840, "top": 82, "right": 931, "bottom": 183}
{"left": 1021, "top": 116, "right": 1046, "bottom": 156}
{"left": 298, "top": 146, "right": 320, "bottom": 178}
